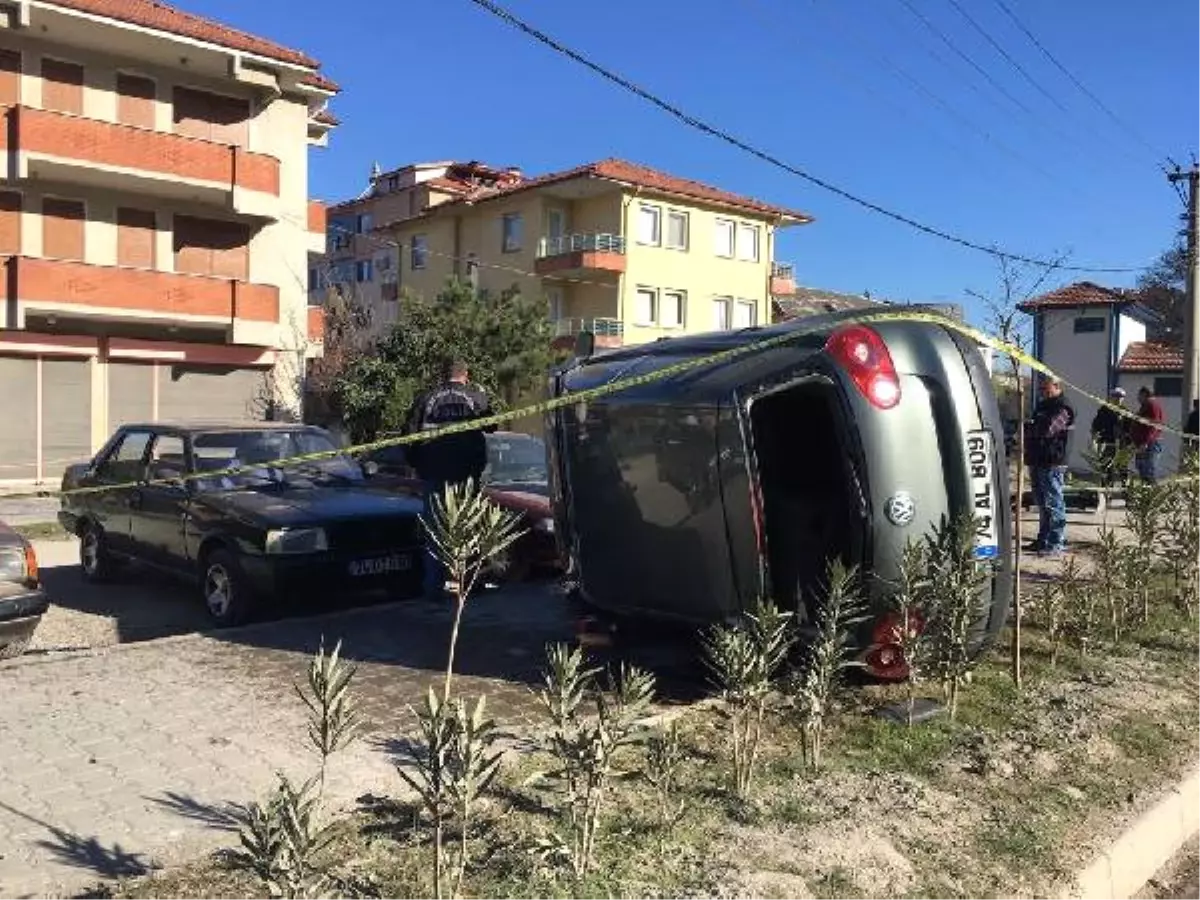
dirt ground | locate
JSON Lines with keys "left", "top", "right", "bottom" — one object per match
{"left": 1136, "top": 843, "right": 1200, "bottom": 900}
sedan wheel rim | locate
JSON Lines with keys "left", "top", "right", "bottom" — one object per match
{"left": 81, "top": 533, "right": 99, "bottom": 573}
{"left": 205, "top": 565, "right": 232, "bottom": 617}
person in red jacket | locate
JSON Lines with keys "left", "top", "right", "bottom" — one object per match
{"left": 1129, "top": 385, "right": 1165, "bottom": 484}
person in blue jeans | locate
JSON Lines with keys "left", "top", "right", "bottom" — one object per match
{"left": 1024, "top": 377, "right": 1076, "bottom": 557}
{"left": 1129, "top": 385, "right": 1166, "bottom": 484}
{"left": 402, "top": 359, "right": 495, "bottom": 599}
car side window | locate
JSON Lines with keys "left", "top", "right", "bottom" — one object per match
{"left": 147, "top": 434, "right": 188, "bottom": 482}
{"left": 97, "top": 431, "right": 152, "bottom": 483}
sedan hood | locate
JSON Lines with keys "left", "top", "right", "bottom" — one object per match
{"left": 200, "top": 485, "right": 423, "bottom": 527}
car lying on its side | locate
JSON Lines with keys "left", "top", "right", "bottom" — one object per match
{"left": 59, "top": 422, "right": 425, "bottom": 626}
{"left": 0, "top": 519, "right": 47, "bottom": 659}
{"left": 546, "top": 309, "right": 1013, "bottom": 679}
{"left": 363, "top": 431, "right": 562, "bottom": 581}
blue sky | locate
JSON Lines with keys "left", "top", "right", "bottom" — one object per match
{"left": 195, "top": 0, "right": 1195, "bottom": 323}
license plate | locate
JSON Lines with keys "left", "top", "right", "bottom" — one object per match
{"left": 348, "top": 554, "right": 411, "bottom": 577}
{"left": 966, "top": 429, "right": 999, "bottom": 560}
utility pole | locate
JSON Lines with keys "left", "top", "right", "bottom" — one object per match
{"left": 1168, "top": 164, "right": 1199, "bottom": 418}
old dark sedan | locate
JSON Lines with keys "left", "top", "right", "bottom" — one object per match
{"left": 59, "top": 423, "right": 425, "bottom": 626}
{"left": 0, "top": 519, "right": 47, "bottom": 659}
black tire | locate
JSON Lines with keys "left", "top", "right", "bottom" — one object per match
{"left": 79, "top": 524, "right": 119, "bottom": 584}
{"left": 0, "top": 633, "right": 32, "bottom": 660}
{"left": 200, "top": 548, "right": 255, "bottom": 627}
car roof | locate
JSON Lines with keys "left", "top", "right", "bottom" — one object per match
{"left": 119, "top": 421, "right": 330, "bottom": 434}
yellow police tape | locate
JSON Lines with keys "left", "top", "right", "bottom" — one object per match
{"left": 3, "top": 309, "right": 1196, "bottom": 503}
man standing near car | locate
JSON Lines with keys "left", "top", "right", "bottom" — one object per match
{"left": 1090, "top": 387, "right": 1129, "bottom": 488}
{"left": 1025, "top": 377, "right": 1075, "bottom": 557}
{"left": 1129, "top": 385, "right": 1165, "bottom": 484}
{"left": 404, "top": 359, "right": 495, "bottom": 598}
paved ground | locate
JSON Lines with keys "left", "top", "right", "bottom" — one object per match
{"left": 0, "top": 586, "right": 578, "bottom": 899}
{"left": 0, "top": 494, "right": 60, "bottom": 529}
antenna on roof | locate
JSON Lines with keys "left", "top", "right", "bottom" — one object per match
{"left": 370, "top": 161, "right": 382, "bottom": 180}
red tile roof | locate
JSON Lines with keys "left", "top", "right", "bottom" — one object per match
{"left": 311, "top": 109, "right": 340, "bottom": 126}
{"left": 455, "top": 158, "right": 812, "bottom": 221}
{"left": 1017, "top": 281, "right": 1135, "bottom": 312}
{"left": 1117, "top": 341, "right": 1184, "bottom": 373}
{"left": 45, "top": 0, "right": 338, "bottom": 90}
{"left": 300, "top": 72, "right": 340, "bottom": 93}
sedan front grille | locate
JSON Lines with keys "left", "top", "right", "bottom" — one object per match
{"left": 326, "top": 517, "right": 423, "bottom": 554}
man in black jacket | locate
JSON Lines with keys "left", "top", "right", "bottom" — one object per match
{"left": 404, "top": 359, "right": 496, "bottom": 598}
{"left": 1089, "top": 387, "right": 1129, "bottom": 488}
{"left": 1024, "top": 377, "right": 1075, "bottom": 557}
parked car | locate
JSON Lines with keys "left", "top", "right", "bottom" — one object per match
{"left": 546, "top": 310, "right": 1013, "bottom": 680}
{"left": 363, "top": 431, "right": 562, "bottom": 581}
{"left": 0, "top": 519, "right": 47, "bottom": 659}
{"left": 59, "top": 422, "right": 425, "bottom": 626}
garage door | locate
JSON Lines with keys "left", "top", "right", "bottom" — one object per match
{"left": 0, "top": 356, "right": 37, "bottom": 481}
{"left": 158, "top": 366, "right": 264, "bottom": 423}
{"left": 42, "top": 358, "right": 91, "bottom": 472}
{"left": 108, "top": 361, "right": 155, "bottom": 428}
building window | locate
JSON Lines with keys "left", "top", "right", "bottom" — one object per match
{"left": 713, "top": 296, "right": 732, "bottom": 330}
{"left": 172, "top": 214, "right": 249, "bottom": 280}
{"left": 1073, "top": 316, "right": 1105, "bottom": 334}
{"left": 501, "top": 213, "right": 523, "bottom": 253}
{"left": 0, "top": 48, "right": 21, "bottom": 107}
{"left": 116, "top": 73, "right": 156, "bottom": 129}
{"left": 546, "top": 286, "right": 564, "bottom": 321}
{"left": 665, "top": 210, "right": 689, "bottom": 250}
{"left": 116, "top": 207, "right": 156, "bottom": 269}
{"left": 328, "top": 261, "right": 354, "bottom": 285}
{"left": 661, "top": 290, "right": 685, "bottom": 328}
{"left": 172, "top": 86, "right": 249, "bottom": 146}
{"left": 411, "top": 234, "right": 428, "bottom": 269}
{"left": 634, "top": 287, "right": 658, "bottom": 326}
{"left": 1154, "top": 376, "right": 1183, "bottom": 397}
{"left": 734, "top": 299, "right": 758, "bottom": 328}
{"left": 308, "top": 267, "right": 321, "bottom": 292}
{"left": 737, "top": 224, "right": 760, "bottom": 262}
{"left": 356, "top": 259, "right": 373, "bottom": 282}
{"left": 41, "top": 58, "right": 83, "bottom": 115}
{"left": 637, "top": 204, "right": 661, "bottom": 246}
{"left": 356, "top": 213, "right": 373, "bottom": 234}
{"left": 714, "top": 218, "right": 735, "bottom": 258}
{"left": 42, "top": 197, "right": 85, "bottom": 261}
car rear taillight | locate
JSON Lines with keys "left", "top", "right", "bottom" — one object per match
{"left": 24, "top": 543, "right": 38, "bottom": 584}
{"left": 864, "top": 608, "right": 925, "bottom": 680}
{"left": 824, "top": 324, "right": 901, "bottom": 410}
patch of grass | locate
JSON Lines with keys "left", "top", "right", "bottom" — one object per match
{"left": 14, "top": 520, "right": 71, "bottom": 541}
{"left": 811, "top": 865, "right": 856, "bottom": 899}
{"left": 769, "top": 794, "right": 824, "bottom": 827}
{"left": 975, "top": 816, "right": 1058, "bottom": 869}
{"left": 1111, "top": 719, "right": 1176, "bottom": 764}
{"left": 833, "top": 715, "right": 959, "bottom": 778}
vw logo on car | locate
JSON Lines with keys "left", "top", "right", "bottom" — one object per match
{"left": 884, "top": 492, "right": 917, "bottom": 527}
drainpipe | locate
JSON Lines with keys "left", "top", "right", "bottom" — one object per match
{"left": 619, "top": 186, "right": 641, "bottom": 339}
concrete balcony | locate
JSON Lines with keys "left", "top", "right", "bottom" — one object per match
{"left": 551, "top": 316, "right": 624, "bottom": 351}
{"left": 2, "top": 256, "right": 281, "bottom": 347}
{"left": 0, "top": 105, "right": 281, "bottom": 220}
{"left": 770, "top": 261, "right": 796, "bottom": 296}
{"left": 535, "top": 233, "right": 626, "bottom": 279}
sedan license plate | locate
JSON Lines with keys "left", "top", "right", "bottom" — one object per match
{"left": 348, "top": 553, "right": 411, "bottom": 577}
{"left": 966, "top": 429, "right": 999, "bottom": 560}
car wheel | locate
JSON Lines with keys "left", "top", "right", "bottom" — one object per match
{"left": 0, "top": 633, "right": 32, "bottom": 660}
{"left": 201, "top": 548, "right": 254, "bottom": 627}
{"left": 80, "top": 525, "right": 118, "bottom": 583}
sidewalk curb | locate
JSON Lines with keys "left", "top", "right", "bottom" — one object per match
{"left": 1067, "top": 766, "right": 1199, "bottom": 900}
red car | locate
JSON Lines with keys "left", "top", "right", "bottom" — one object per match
{"left": 363, "top": 431, "right": 562, "bottom": 581}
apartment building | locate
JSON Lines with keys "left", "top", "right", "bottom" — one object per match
{"left": 314, "top": 158, "right": 807, "bottom": 347}
{"left": 0, "top": 0, "right": 335, "bottom": 483}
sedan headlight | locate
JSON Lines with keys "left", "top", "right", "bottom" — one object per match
{"left": 0, "top": 544, "right": 34, "bottom": 583}
{"left": 264, "top": 527, "right": 329, "bottom": 555}
{"left": 534, "top": 518, "right": 555, "bottom": 534}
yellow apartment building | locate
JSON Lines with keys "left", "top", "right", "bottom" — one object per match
{"left": 317, "top": 158, "right": 807, "bottom": 349}
{"left": 0, "top": 0, "right": 335, "bottom": 484}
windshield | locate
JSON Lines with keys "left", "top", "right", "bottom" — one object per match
{"left": 191, "top": 429, "right": 363, "bottom": 491}
{"left": 484, "top": 434, "right": 548, "bottom": 486}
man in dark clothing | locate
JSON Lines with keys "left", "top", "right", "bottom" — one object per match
{"left": 403, "top": 359, "right": 496, "bottom": 597}
{"left": 1185, "top": 399, "right": 1199, "bottom": 438}
{"left": 1090, "top": 387, "right": 1129, "bottom": 488}
{"left": 1128, "top": 386, "right": 1165, "bottom": 484}
{"left": 1024, "top": 377, "right": 1075, "bottom": 556}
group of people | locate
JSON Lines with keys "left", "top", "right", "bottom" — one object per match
{"left": 1025, "top": 378, "right": 1198, "bottom": 557}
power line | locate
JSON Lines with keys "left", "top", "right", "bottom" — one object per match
{"left": 989, "top": 0, "right": 1168, "bottom": 164}
{"left": 462, "top": 0, "right": 1147, "bottom": 274}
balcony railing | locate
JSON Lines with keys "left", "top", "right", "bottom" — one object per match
{"left": 537, "top": 233, "right": 626, "bottom": 258}
{"left": 771, "top": 261, "right": 795, "bottom": 279}
{"left": 554, "top": 317, "right": 624, "bottom": 339}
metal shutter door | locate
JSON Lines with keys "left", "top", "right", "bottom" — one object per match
{"left": 108, "top": 362, "right": 155, "bottom": 429}
{"left": 42, "top": 358, "right": 92, "bottom": 471}
{"left": 158, "top": 366, "right": 263, "bottom": 423}
{"left": 0, "top": 357, "right": 37, "bottom": 480}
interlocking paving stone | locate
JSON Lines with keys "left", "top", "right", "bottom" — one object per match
{"left": 0, "top": 585, "right": 575, "bottom": 898}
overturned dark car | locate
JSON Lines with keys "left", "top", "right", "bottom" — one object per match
{"left": 546, "top": 310, "right": 1012, "bottom": 679}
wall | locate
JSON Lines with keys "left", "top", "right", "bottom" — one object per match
{"left": 1037, "top": 307, "right": 1112, "bottom": 473}
{"left": 1116, "top": 312, "right": 1147, "bottom": 361}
